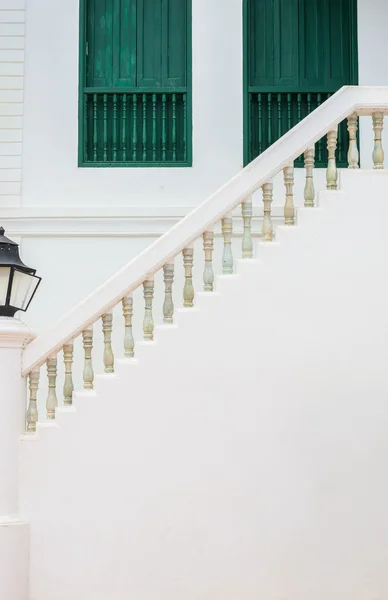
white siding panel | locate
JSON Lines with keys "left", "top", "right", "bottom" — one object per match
{"left": 0, "top": 102, "right": 23, "bottom": 116}
{"left": 0, "top": 11, "right": 25, "bottom": 23}
{"left": 0, "top": 155, "right": 21, "bottom": 168}
{"left": 0, "top": 142, "right": 22, "bottom": 155}
{"left": 0, "top": 49, "right": 24, "bottom": 61}
{"left": 0, "top": 62, "right": 23, "bottom": 76}
{"left": 0, "top": 3, "right": 24, "bottom": 205}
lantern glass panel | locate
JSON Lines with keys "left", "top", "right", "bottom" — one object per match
{"left": 0, "top": 266, "right": 11, "bottom": 306}
{"left": 10, "top": 268, "right": 40, "bottom": 310}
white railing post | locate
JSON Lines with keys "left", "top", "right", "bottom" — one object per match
{"left": 46, "top": 356, "right": 58, "bottom": 419}
{"left": 163, "top": 262, "right": 175, "bottom": 324}
{"left": 63, "top": 344, "right": 74, "bottom": 405}
{"left": 347, "top": 112, "right": 359, "bottom": 168}
{"left": 82, "top": 326, "right": 94, "bottom": 390}
{"left": 304, "top": 147, "right": 315, "bottom": 207}
{"left": 241, "top": 197, "right": 253, "bottom": 258}
{"left": 283, "top": 164, "right": 295, "bottom": 225}
{"left": 102, "top": 312, "right": 114, "bottom": 373}
{"left": 262, "top": 182, "right": 274, "bottom": 241}
{"left": 221, "top": 213, "right": 234, "bottom": 273}
{"left": 143, "top": 277, "right": 155, "bottom": 340}
{"left": 122, "top": 295, "right": 135, "bottom": 358}
{"left": 203, "top": 230, "right": 215, "bottom": 291}
{"left": 326, "top": 127, "right": 338, "bottom": 190}
{"left": 372, "top": 112, "right": 384, "bottom": 169}
{"left": 183, "top": 247, "right": 194, "bottom": 307}
{"left": 0, "top": 318, "right": 34, "bottom": 600}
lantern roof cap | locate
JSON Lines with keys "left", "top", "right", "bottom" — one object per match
{"left": 0, "top": 227, "right": 18, "bottom": 246}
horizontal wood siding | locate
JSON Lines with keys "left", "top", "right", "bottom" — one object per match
{"left": 0, "top": 2, "right": 24, "bottom": 204}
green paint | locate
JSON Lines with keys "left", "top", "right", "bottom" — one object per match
{"left": 243, "top": 0, "right": 358, "bottom": 167}
{"left": 79, "top": 0, "right": 192, "bottom": 167}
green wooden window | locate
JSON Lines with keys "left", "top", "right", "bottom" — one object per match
{"left": 243, "top": 0, "right": 358, "bottom": 167}
{"left": 79, "top": 0, "right": 192, "bottom": 167}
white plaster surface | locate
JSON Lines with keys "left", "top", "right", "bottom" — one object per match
{"left": 19, "top": 173, "right": 388, "bottom": 600}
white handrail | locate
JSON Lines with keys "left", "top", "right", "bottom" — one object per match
{"left": 22, "top": 86, "right": 388, "bottom": 375}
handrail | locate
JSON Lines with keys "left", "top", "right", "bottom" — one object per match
{"left": 22, "top": 86, "right": 388, "bottom": 375}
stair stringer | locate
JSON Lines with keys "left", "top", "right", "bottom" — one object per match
{"left": 19, "top": 186, "right": 388, "bottom": 600}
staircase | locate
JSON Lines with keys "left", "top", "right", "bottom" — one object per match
{"left": 17, "top": 87, "right": 388, "bottom": 600}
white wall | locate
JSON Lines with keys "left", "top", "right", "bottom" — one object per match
{"left": 0, "top": 0, "right": 24, "bottom": 207}
{"left": 19, "top": 174, "right": 388, "bottom": 600}
{"left": 2, "top": 0, "right": 388, "bottom": 334}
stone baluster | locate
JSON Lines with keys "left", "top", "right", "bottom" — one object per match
{"left": 63, "top": 343, "right": 74, "bottom": 405}
{"left": 102, "top": 312, "right": 114, "bottom": 373}
{"left": 326, "top": 127, "right": 338, "bottom": 190}
{"left": 183, "top": 246, "right": 194, "bottom": 307}
{"left": 347, "top": 112, "right": 359, "bottom": 169}
{"left": 163, "top": 262, "right": 175, "bottom": 324}
{"left": 262, "top": 181, "right": 273, "bottom": 242}
{"left": 372, "top": 112, "right": 384, "bottom": 169}
{"left": 46, "top": 357, "right": 58, "bottom": 420}
{"left": 203, "top": 230, "right": 214, "bottom": 291}
{"left": 26, "top": 370, "right": 39, "bottom": 433}
{"left": 241, "top": 197, "right": 253, "bottom": 259}
{"left": 221, "top": 213, "right": 233, "bottom": 274}
{"left": 143, "top": 277, "right": 155, "bottom": 340}
{"left": 304, "top": 147, "right": 315, "bottom": 207}
{"left": 122, "top": 295, "right": 135, "bottom": 357}
{"left": 82, "top": 326, "right": 94, "bottom": 390}
{"left": 283, "top": 164, "right": 295, "bottom": 225}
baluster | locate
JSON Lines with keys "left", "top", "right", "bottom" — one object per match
{"left": 162, "top": 93, "right": 167, "bottom": 162}
{"left": 347, "top": 112, "right": 359, "bottom": 168}
{"left": 82, "top": 326, "right": 94, "bottom": 390}
{"left": 103, "top": 93, "right": 108, "bottom": 162}
{"left": 113, "top": 93, "right": 118, "bottom": 162}
{"left": 63, "top": 343, "right": 74, "bottom": 406}
{"left": 84, "top": 93, "right": 88, "bottom": 162}
{"left": 326, "top": 127, "right": 338, "bottom": 190}
{"left": 93, "top": 93, "right": 98, "bottom": 162}
{"left": 183, "top": 93, "right": 187, "bottom": 162}
{"left": 307, "top": 92, "right": 312, "bottom": 115}
{"left": 143, "top": 278, "right": 155, "bottom": 341}
{"left": 163, "top": 262, "right": 175, "bottom": 324}
{"left": 297, "top": 93, "right": 302, "bottom": 123}
{"left": 122, "top": 295, "right": 135, "bottom": 358}
{"left": 267, "top": 93, "right": 272, "bottom": 146}
{"left": 287, "top": 92, "right": 292, "bottom": 131}
{"left": 304, "top": 147, "right": 315, "bottom": 207}
{"left": 122, "top": 93, "right": 127, "bottom": 162}
{"left": 142, "top": 93, "right": 147, "bottom": 162}
{"left": 203, "top": 230, "right": 214, "bottom": 291}
{"left": 183, "top": 247, "right": 194, "bottom": 307}
{"left": 102, "top": 312, "right": 114, "bottom": 374}
{"left": 262, "top": 182, "right": 273, "bottom": 242}
{"left": 26, "top": 370, "right": 39, "bottom": 433}
{"left": 372, "top": 112, "right": 384, "bottom": 169}
{"left": 172, "top": 93, "right": 177, "bottom": 162}
{"left": 241, "top": 197, "right": 253, "bottom": 259}
{"left": 132, "top": 93, "right": 138, "bottom": 161}
{"left": 283, "top": 164, "right": 295, "bottom": 226}
{"left": 277, "top": 93, "right": 282, "bottom": 139}
{"left": 152, "top": 93, "right": 157, "bottom": 162}
{"left": 222, "top": 213, "right": 233, "bottom": 274}
{"left": 317, "top": 93, "right": 323, "bottom": 162}
{"left": 46, "top": 357, "right": 58, "bottom": 420}
{"left": 258, "top": 93, "right": 263, "bottom": 154}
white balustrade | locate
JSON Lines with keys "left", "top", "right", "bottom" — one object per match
{"left": 283, "top": 164, "right": 295, "bottom": 225}
{"left": 326, "top": 127, "right": 338, "bottom": 190}
{"left": 82, "top": 326, "right": 94, "bottom": 390}
{"left": 241, "top": 197, "right": 253, "bottom": 258}
{"left": 262, "top": 182, "right": 274, "bottom": 242}
{"left": 221, "top": 213, "right": 233, "bottom": 274}
{"left": 143, "top": 277, "right": 155, "bottom": 340}
{"left": 122, "top": 295, "right": 135, "bottom": 357}
{"left": 304, "top": 147, "right": 315, "bottom": 207}
{"left": 46, "top": 357, "right": 58, "bottom": 420}
{"left": 102, "top": 312, "right": 114, "bottom": 373}
{"left": 63, "top": 344, "right": 74, "bottom": 405}
{"left": 347, "top": 112, "right": 359, "bottom": 168}
{"left": 203, "top": 230, "right": 214, "bottom": 291}
{"left": 372, "top": 112, "right": 384, "bottom": 169}
{"left": 26, "top": 370, "right": 39, "bottom": 433}
{"left": 183, "top": 247, "right": 194, "bottom": 307}
{"left": 163, "top": 262, "right": 175, "bottom": 324}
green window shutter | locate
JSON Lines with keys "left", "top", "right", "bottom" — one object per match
{"left": 244, "top": 0, "right": 358, "bottom": 167}
{"left": 79, "top": 0, "right": 192, "bottom": 167}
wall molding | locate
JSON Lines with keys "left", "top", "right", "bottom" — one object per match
{"left": 0, "top": 205, "right": 288, "bottom": 237}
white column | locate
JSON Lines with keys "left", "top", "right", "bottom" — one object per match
{"left": 0, "top": 317, "right": 34, "bottom": 600}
